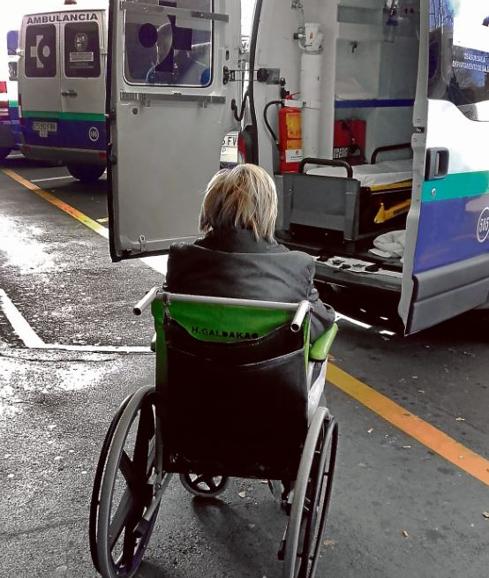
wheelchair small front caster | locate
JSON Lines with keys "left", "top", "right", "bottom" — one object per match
{"left": 180, "top": 473, "right": 229, "bottom": 497}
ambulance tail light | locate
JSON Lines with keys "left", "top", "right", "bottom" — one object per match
{"left": 0, "top": 81, "right": 8, "bottom": 121}
{"left": 237, "top": 131, "right": 246, "bottom": 164}
{"left": 238, "top": 127, "right": 254, "bottom": 165}
{"left": 18, "top": 92, "right": 23, "bottom": 124}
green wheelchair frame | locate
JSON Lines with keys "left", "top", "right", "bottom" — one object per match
{"left": 89, "top": 288, "right": 339, "bottom": 578}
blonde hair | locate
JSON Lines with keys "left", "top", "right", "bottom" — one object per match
{"left": 199, "top": 164, "right": 278, "bottom": 242}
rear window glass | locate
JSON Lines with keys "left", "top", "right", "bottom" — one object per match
{"left": 25, "top": 24, "right": 56, "bottom": 78}
{"left": 64, "top": 21, "right": 101, "bottom": 78}
{"left": 429, "top": 1, "right": 489, "bottom": 121}
{"left": 124, "top": 0, "right": 213, "bottom": 87}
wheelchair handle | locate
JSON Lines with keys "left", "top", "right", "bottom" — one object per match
{"left": 290, "top": 300, "right": 311, "bottom": 332}
{"left": 133, "top": 286, "right": 160, "bottom": 315}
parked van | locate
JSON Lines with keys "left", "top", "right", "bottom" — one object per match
{"left": 0, "top": 31, "right": 20, "bottom": 160}
{"left": 18, "top": 4, "right": 107, "bottom": 182}
{"left": 106, "top": 0, "right": 489, "bottom": 334}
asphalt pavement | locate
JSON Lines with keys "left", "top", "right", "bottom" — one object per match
{"left": 1, "top": 157, "right": 489, "bottom": 578}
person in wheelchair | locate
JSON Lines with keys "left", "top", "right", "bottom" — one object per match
{"left": 90, "top": 164, "right": 339, "bottom": 578}
{"left": 165, "top": 163, "right": 335, "bottom": 341}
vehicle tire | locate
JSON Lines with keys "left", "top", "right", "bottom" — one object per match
{"left": 282, "top": 407, "right": 338, "bottom": 578}
{"left": 66, "top": 163, "right": 106, "bottom": 183}
{"left": 0, "top": 147, "right": 11, "bottom": 161}
{"left": 179, "top": 473, "right": 229, "bottom": 498}
{"left": 94, "top": 385, "right": 169, "bottom": 578}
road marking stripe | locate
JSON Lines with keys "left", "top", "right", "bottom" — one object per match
{"left": 5, "top": 168, "right": 489, "bottom": 485}
{"left": 336, "top": 312, "right": 372, "bottom": 329}
{"left": 328, "top": 363, "right": 489, "bottom": 487}
{"left": 45, "top": 344, "right": 151, "bottom": 353}
{"left": 0, "top": 289, "right": 45, "bottom": 348}
{"left": 3, "top": 168, "right": 109, "bottom": 239}
{"left": 3, "top": 169, "right": 170, "bottom": 275}
{"left": 30, "top": 175, "right": 74, "bottom": 183}
{"left": 96, "top": 217, "right": 109, "bottom": 223}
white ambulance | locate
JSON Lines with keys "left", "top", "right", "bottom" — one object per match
{"left": 18, "top": 2, "right": 108, "bottom": 182}
{"left": 107, "top": 0, "right": 489, "bottom": 334}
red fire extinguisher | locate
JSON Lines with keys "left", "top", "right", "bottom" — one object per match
{"left": 278, "top": 98, "right": 303, "bottom": 173}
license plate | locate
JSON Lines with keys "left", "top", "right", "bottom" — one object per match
{"left": 32, "top": 120, "right": 57, "bottom": 137}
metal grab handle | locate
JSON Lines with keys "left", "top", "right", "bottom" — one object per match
{"left": 61, "top": 89, "right": 78, "bottom": 97}
{"left": 133, "top": 286, "right": 160, "bottom": 315}
{"left": 300, "top": 157, "right": 353, "bottom": 178}
{"left": 290, "top": 300, "right": 311, "bottom": 333}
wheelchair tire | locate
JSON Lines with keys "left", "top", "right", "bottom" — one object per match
{"left": 94, "top": 385, "right": 168, "bottom": 578}
{"left": 282, "top": 407, "right": 338, "bottom": 578}
{"left": 89, "top": 391, "right": 134, "bottom": 572}
{"left": 179, "top": 473, "right": 229, "bottom": 498}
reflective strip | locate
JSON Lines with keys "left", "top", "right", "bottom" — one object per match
{"left": 422, "top": 170, "right": 489, "bottom": 202}
{"left": 22, "top": 110, "right": 105, "bottom": 122}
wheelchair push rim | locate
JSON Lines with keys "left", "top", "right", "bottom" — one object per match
{"left": 94, "top": 385, "right": 167, "bottom": 578}
{"left": 283, "top": 407, "right": 338, "bottom": 578}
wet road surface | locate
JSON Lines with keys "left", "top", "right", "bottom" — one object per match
{"left": 1, "top": 156, "right": 489, "bottom": 578}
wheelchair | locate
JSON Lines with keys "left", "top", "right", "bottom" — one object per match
{"left": 89, "top": 288, "right": 339, "bottom": 578}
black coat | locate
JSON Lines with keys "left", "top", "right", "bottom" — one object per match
{"left": 165, "top": 228, "right": 335, "bottom": 341}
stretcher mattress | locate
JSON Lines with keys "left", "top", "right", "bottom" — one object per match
{"left": 306, "top": 158, "right": 413, "bottom": 188}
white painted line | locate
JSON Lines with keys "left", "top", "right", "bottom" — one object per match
{"left": 96, "top": 217, "right": 109, "bottom": 223}
{"left": 30, "top": 175, "right": 74, "bottom": 183}
{"left": 336, "top": 312, "right": 372, "bottom": 330}
{"left": 141, "top": 255, "right": 168, "bottom": 275}
{"left": 379, "top": 329, "right": 396, "bottom": 336}
{"left": 45, "top": 344, "right": 151, "bottom": 353}
{"left": 0, "top": 289, "right": 45, "bottom": 347}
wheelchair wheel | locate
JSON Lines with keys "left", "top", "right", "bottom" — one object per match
{"left": 283, "top": 407, "right": 338, "bottom": 578}
{"left": 179, "top": 473, "right": 229, "bottom": 497}
{"left": 89, "top": 392, "right": 133, "bottom": 572}
{"left": 93, "top": 385, "right": 169, "bottom": 578}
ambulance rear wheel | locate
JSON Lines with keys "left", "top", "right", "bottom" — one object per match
{"left": 0, "top": 147, "right": 11, "bottom": 161}
{"left": 67, "top": 163, "right": 106, "bottom": 183}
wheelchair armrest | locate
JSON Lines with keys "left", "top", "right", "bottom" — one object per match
{"left": 150, "top": 332, "right": 157, "bottom": 352}
{"left": 309, "top": 323, "right": 338, "bottom": 362}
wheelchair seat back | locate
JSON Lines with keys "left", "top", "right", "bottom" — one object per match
{"left": 152, "top": 294, "right": 311, "bottom": 480}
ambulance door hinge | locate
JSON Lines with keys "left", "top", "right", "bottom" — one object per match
{"left": 138, "top": 235, "right": 147, "bottom": 252}
{"left": 256, "top": 68, "right": 281, "bottom": 84}
{"left": 106, "top": 108, "right": 116, "bottom": 122}
{"left": 222, "top": 66, "right": 235, "bottom": 85}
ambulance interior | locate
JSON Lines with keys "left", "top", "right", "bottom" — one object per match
{"left": 259, "top": 0, "right": 421, "bottom": 273}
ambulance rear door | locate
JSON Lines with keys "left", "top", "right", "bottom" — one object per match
{"left": 60, "top": 10, "right": 107, "bottom": 155}
{"left": 19, "top": 14, "right": 62, "bottom": 150}
{"left": 108, "top": 0, "right": 242, "bottom": 260}
{"left": 399, "top": 0, "right": 489, "bottom": 333}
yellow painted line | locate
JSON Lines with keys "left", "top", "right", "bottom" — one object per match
{"left": 97, "top": 217, "right": 109, "bottom": 223}
{"left": 5, "top": 167, "right": 489, "bottom": 486}
{"left": 328, "top": 363, "right": 489, "bottom": 487}
{"left": 3, "top": 168, "right": 108, "bottom": 239}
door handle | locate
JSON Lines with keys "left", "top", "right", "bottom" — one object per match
{"left": 425, "top": 147, "right": 449, "bottom": 180}
{"left": 61, "top": 89, "right": 78, "bottom": 97}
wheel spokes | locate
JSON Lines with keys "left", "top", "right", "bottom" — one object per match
{"left": 119, "top": 450, "right": 138, "bottom": 489}
{"left": 109, "top": 488, "right": 134, "bottom": 549}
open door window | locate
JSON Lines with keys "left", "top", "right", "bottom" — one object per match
{"left": 400, "top": 0, "right": 489, "bottom": 333}
{"left": 108, "top": 0, "right": 242, "bottom": 260}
